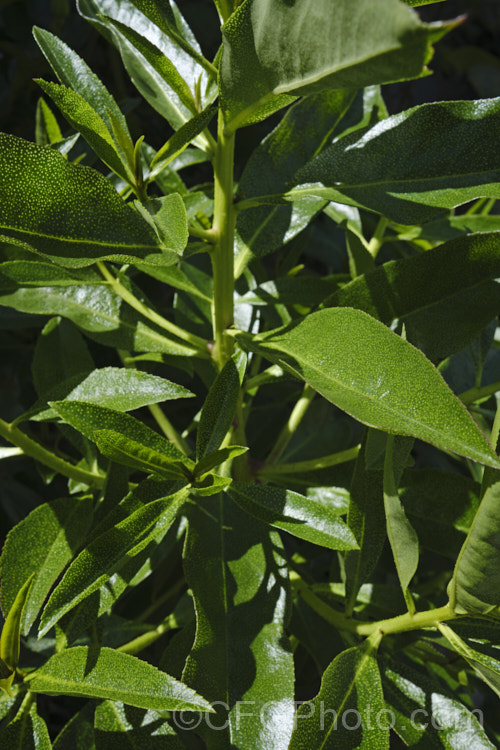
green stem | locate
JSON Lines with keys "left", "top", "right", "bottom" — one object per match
{"left": 117, "top": 615, "right": 177, "bottom": 655}
{"left": 0, "top": 418, "right": 105, "bottom": 488}
{"left": 97, "top": 262, "right": 209, "bottom": 356}
{"left": 264, "top": 384, "right": 316, "bottom": 467}
{"left": 367, "top": 216, "right": 389, "bottom": 258}
{"left": 259, "top": 444, "right": 360, "bottom": 477}
{"left": 217, "top": 0, "right": 235, "bottom": 22}
{"left": 460, "top": 380, "right": 500, "bottom": 405}
{"left": 188, "top": 224, "right": 217, "bottom": 243}
{"left": 290, "top": 573, "right": 459, "bottom": 639}
{"left": 211, "top": 110, "right": 236, "bottom": 370}
{"left": 148, "top": 403, "right": 189, "bottom": 455}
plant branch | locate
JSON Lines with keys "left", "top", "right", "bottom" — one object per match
{"left": 367, "top": 216, "right": 389, "bottom": 258}
{"left": 290, "top": 573, "right": 459, "bottom": 639}
{"left": 97, "top": 261, "right": 209, "bottom": 356}
{"left": 188, "top": 224, "right": 217, "bottom": 243}
{"left": 0, "top": 418, "right": 105, "bottom": 488}
{"left": 460, "top": 380, "right": 500, "bottom": 405}
{"left": 259, "top": 444, "right": 360, "bottom": 477}
{"left": 264, "top": 384, "right": 316, "bottom": 467}
{"left": 211, "top": 109, "right": 236, "bottom": 369}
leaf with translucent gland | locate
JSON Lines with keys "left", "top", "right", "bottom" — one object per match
{"left": 36, "top": 80, "right": 133, "bottom": 183}
{"left": 324, "top": 232, "right": 500, "bottom": 362}
{"left": 36, "top": 97, "right": 62, "bottom": 146}
{"left": 100, "top": 17, "right": 196, "bottom": 114}
{"left": 32, "top": 317, "right": 93, "bottom": 398}
{"left": 39, "top": 488, "right": 188, "bottom": 635}
{"left": 93, "top": 430, "right": 190, "bottom": 480}
{"left": 399, "top": 469, "right": 480, "bottom": 560}
{"left": 149, "top": 106, "right": 216, "bottom": 179}
{"left": 194, "top": 446, "right": 247, "bottom": 478}
{"left": 0, "top": 574, "right": 34, "bottom": 692}
{"left": 27, "top": 366, "right": 193, "bottom": 422}
{"left": 439, "top": 623, "right": 500, "bottom": 700}
{"left": 52, "top": 702, "right": 95, "bottom": 750}
{"left": 0, "top": 264, "right": 196, "bottom": 357}
{"left": 234, "top": 90, "right": 357, "bottom": 266}
{"left": 196, "top": 358, "right": 241, "bottom": 461}
{"left": 26, "top": 646, "right": 212, "bottom": 712}
{"left": 50, "top": 401, "right": 189, "bottom": 466}
{"left": 383, "top": 436, "right": 419, "bottom": 612}
{"left": 228, "top": 483, "right": 358, "bottom": 551}
{"left": 289, "top": 642, "right": 389, "bottom": 750}
{"left": 93, "top": 700, "right": 185, "bottom": 750}
{"left": 237, "top": 308, "right": 500, "bottom": 468}
{"left": 0, "top": 496, "right": 93, "bottom": 636}
{"left": 134, "top": 194, "right": 188, "bottom": 255}
{"left": 220, "top": 0, "right": 449, "bottom": 131}
{"left": 449, "top": 469, "right": 500, "bottom": 614}
{"left": 236, "top": 275, "right": 341, "bottom": 308}
{"left": 382, "top": 655, "right": 494, "bottom": 749}
{"left": 182, "top": 497, "right": 295, "bottom": 749}
{"left": 344, "top": 436, "right": 385, "bottom": 615}
{"left": 33, "top": 26, "right": 132, "bottom": 147}
{"left": 290, "top": 97, "right": 500, "bottom": 225}
{"left": 77, "top": 0, "right": 210, "bottom": 137}
{"left": 137, "top": 263, "right": 212, "bottom": 304}
{"left": 0, "top": 702, "right": 52, "bottom": 749}
{"left": 0, "top": 135, "right": 182, "bottom": 268}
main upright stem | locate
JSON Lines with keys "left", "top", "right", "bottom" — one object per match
{"left": 211, "top": 110, "right": 236, "bottom": 370}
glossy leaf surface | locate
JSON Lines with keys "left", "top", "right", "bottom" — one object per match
{"left": 220, "top": 0, "right": 447, "bottom": 131}
{"left": 183, "top": 497, "right": 295, "bottom": 749}
{"left": 228, "top": 482, "right": 358, "bottom": 550}
{"left": 26, "top": 646, "right": 212, "bottom": 712}
{"left": 238, "top": 308, "right": 500, "bottom": 467}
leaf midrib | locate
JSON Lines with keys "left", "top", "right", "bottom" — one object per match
{"left": 1, "top": 225, "right": 160, "bottom": 253}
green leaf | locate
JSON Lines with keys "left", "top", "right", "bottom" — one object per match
{"left": 93, "top": 700, "right": 185, "bottom": 749}
{"left": 228, "top": 482, "right": 358, "bottom": 550}
{"left": 53, "top": 703, "right": 95, "bottom": 750}
{"left": 32, "top": 317, "right": 93, "bottom": 397}
{"left": 196, "top": 358, "right": 241, "bottom": 461}
{"left": 344, "top": 435, "right": 385, "bottom": 615}
{"left": 26, "top": 646, "right": 212, "bottom": 712}
{"left": 28, "top": 366, "right": 193, "bottom": 421}
{"left": 35, "top": 97, "right": 63, "bottom": 146}
{"left": 93, "top": 429, "right": 189, "bottom": 480}
{"left": 50, "top": 401, "right": 188, "bottom": 465}
{"left": 237, "top": 275, "right": 340, "bottom": 308}
{"left": 291, "top": 97, "right": 500, "bottom": 225}
{"left": 36, "top": 79, "right": 133, "bottom": 183}
{"left": 33, "top": 26, "right": 132, "bottom": 148}
{"left": 383, "top": 436, "right": 419, "bottom": 613}
{"left": 220, "top": 0, "right": 448, "bottom": 131}
{"left": 324, "top": 232, "right": 500, "bottom": 362}
{"left": 289, "top": 642, "right": 389, "bottom": 749}
{"left": 449, "top": 469, "right": 500, "bottom": 614}
{"left": 194, "top": 445, "right": 248, "bottom": 478}
{"left": 78, "top": 0, "right": 211, "bottom": 137}
{"left": 237, "top": 308, "right": 500, "bottom": 468}
{"left": 382, "top": 654, "right": 494, "bottom": 749}
{"left": 403, "top": 0, "right": 445, "bottom": 5}
{"left": 39, "top": 488, "right": 188, "bottom": 635}
{"left": 0, "top": 135, "right": 179, "bottom": 268}
{"left": 439, "top": 623, "right": 500, "bottom": 700}
{"left": 190, "top": 474, "right": 233, "bottom": 496}
{"left": 400, "top": 469, "right": 480, "bottom": 560}
{"left": 183, "top": 497, "right": 295, "bottom": 748}
{"left": 234, "top": 89, "right": 357, "bottom": 270}
{"left": 0, "top": 496, "right": 93, "bottom": 635}
{"left": 0, "top": 262, "right": 195, "bottom": 357}
{"left": 0, "top": 702, "right": 52, "bottom": 749}
{"left": 0, "top": 574, "right": 34, "bottom": 676}
{"left": 134, "top": 194, "right": 188, "bottom": 255}
{"left": 149, "top": 106, "right": 216, "bottom": 178}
